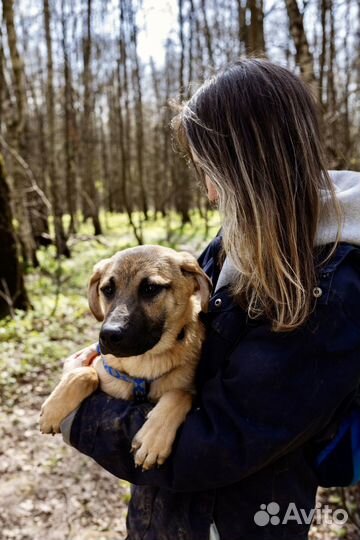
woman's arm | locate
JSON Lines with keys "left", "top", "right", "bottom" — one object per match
{"left": 65, "top": 279, "right": 360, "bottom": 492}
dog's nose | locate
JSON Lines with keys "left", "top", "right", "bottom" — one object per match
{"left": 99, "top": 324, "right": 126, "bottom": 349}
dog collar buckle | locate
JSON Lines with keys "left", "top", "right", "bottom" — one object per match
{"left": 133, "top": 379, "right": 151, "bottom": 402}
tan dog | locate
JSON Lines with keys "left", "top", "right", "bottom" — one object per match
{"left": 40, "top": 245, "right": 211, "bottom": 470}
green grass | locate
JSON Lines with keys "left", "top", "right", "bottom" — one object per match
{"left": 0, "top": 210, "right": 220, "bottom": 405}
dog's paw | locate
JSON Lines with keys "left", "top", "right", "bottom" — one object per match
{"left": 39, "top": 401, "right": 61, "bottom": 435}
{"left": 131, "top": 421, "right": 174, "bottom": 470}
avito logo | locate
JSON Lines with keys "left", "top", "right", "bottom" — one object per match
{"left": 254, "top": 501, "right": 348, "bottom": 527}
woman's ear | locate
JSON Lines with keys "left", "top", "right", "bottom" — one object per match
{"left": 88, "top": 258, "right": 111, "bottom": 321}
{"left": 179, "top": 252, "right": 212, "bottom": 312}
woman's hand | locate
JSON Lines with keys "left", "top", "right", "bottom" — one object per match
{"left": 63, "top": 343, "right": 99, "bottom": 373}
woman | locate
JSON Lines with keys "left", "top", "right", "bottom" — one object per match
{"left": 61, "top": 59, "right": 360, "bottom": 539}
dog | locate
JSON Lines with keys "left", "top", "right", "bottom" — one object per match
{"left": 40, "top": 245, "right": 211, "bottom": 470}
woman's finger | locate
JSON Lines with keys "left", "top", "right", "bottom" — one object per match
{"left": 63, "top": 343, "right": 98, "bottom": 368}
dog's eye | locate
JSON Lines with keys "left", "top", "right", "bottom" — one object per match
{"left": 139, "top": 281, "right": 164, "bottom": 299}
{"left": 100, "top": 282, "right": 115, "bottom": 298}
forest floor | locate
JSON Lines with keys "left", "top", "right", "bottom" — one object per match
{"left": 1, "top": 212, "right": 359, "bottom": 540}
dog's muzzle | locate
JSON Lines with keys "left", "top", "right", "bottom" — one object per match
{"left": 99, "top": 320, "right": 163, "bottom": 358}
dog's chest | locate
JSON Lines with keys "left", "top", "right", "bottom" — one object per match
{"left": 93, "top": 357, "right": 133, "bottom": 400}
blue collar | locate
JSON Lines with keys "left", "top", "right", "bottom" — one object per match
{"left": 101, "top": 355, "right": 152, "bottom": 401}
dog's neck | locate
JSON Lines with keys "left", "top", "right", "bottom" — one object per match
{"left": 93, "top": 315, "right": 204, "bottom": 401}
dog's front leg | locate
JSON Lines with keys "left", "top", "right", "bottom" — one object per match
{"left": 40, "top": 367, "right": 99, "bottom": 434}
{"left": 131, "top": 389, "right": 193, "bottom": 470}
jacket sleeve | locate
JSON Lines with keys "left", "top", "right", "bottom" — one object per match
{"left": 68, "top": 282, "right": 360, "bottom": 492}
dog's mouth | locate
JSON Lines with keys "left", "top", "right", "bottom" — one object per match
{"left": 99, "top": 335, "right": 162, "bottom": 358}
{"left": 98, "top": 320, "right": 164, "bottom": 358}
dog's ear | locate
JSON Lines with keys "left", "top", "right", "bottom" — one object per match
{"left": 88, "top": 258, "right": 111, "bottom": 321}
{"left": 179, "top": 253, "right": 212, "bottom": 312}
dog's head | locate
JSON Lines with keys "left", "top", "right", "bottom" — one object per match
{"left": 88, "top": 245, "right": 212, "bottom": 358}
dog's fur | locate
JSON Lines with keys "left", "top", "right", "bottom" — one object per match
{"left": 40, "top": 245, "right": 211, "bottom": 469}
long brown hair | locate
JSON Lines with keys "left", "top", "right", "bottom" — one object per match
{"left": 172, "top": 59, "right": 342, "bottom": 332}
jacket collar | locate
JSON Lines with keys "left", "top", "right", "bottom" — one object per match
{"left": 212, "top": 242, "right": 358, "bottom": 295}
{"left": 207, "top": 242, "right": 359, "bottom": 329}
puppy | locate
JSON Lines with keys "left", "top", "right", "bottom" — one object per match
{"left": 40, "top": 245, "right": 211, "bottom": 470}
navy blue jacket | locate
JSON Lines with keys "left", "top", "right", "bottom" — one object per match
{"left": 69, "top": 239, "right": 360, "bottom": 540}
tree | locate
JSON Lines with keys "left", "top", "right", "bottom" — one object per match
{"left": 237, "top": 0, "right": 266, "bottom": 55}
{"left": 43, "top": 0, "right": 70, "bottom": 257}
{"left": 0, "top": 154, "right": 29, "bottom": 318}
{"left": 61, "top": 0, "right": 78, "bottom": 234}
{"left": 285, "top": 0, "right": 316, "bottom": 94}
{"left": 2, "top": 0, "right": 38, "bottom": 266}
{"left": 128, "top": 1, "right": 148, "bottom": 220}
{"left": 81, "top": 0, "right": 102, "bottom": 235}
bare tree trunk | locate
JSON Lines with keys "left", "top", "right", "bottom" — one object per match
{"left": 128, "top": 1, "right": 148, "bottom": 220}
{"left": 0, "top": 26, "right": 6, "bottom": 132}
{"left": 61, "top": 0, "right": 78, "bottom": 234}
{"left": 43, "top": 0, "right": 70, "bottom": 257}
{"left": 327, "top": 0, "right": 337, "bottom": 114}
{"left": 247, "top": 0, "right": 266, "bottom": 54}
{"left": 178, "top": 0, "right": 186, "bottom": 93}
{"left": 187, "top": 0, "right": 195, "bottom": 96}
{"left": 161, "top": 39, "right": 179, "bottom": 218}
{"left": 118, "top": 0, "right": 143, "bottom": 244}
{"left": 237, "top": 0, "right": 265, "bottom": 55}
{"left": 190, "top": 0, "right": 205, "bottom": 76}
{"left": 326, "top": 0, "right": 339, "bottom": 166}
{"left": 107, "top": 85, "right": 122, "bottom": 212}
{"left": 342, "top": 0, "right": 351, "bottom": 167}
{"left": 200, "top": 0, "right": 214, "bottom": 66}
{"left": 0, "top": 154, "right": 29, "bottom": 318}
{"left": 176, "top": 0, "right": 191, "bottom": 225}
{"left": 82, "top": 0, "right": 102, "bottom": 235}
{"left": 3, "top": 0, "right": 38, "bottom": 266}
{"left": 237, "top": 0, "right": 247, "bottom": 55}
{"left": 285, "top": 0, "right": 317, "bottom": 94}
{"left": 99, "top": 108, "right": 113, "bottom": 213}
{"left": 149, "top": 57, "right": 163, "bottom": 217}
{"left": 116, "top": 60, "right": 130, "bottom": 217}
{"left": 26, "top": 71, "right": 51, "bottom": 247}
{"left": 318, "top": 0, "right": 327, "bottom": 107}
